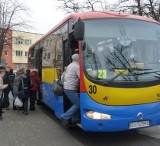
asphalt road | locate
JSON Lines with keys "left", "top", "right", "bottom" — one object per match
{"left": 40, "top": 104, "right": 160, "bottom": 146}
{"left": 1, "top": 97, "right": 160, "bottom": 146}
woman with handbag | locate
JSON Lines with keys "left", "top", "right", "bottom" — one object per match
{"left": 0, "top": 66, "right": 8, "bottom": 120}
{"left": 12, "top": 68, "right": 24, "bottom": 110}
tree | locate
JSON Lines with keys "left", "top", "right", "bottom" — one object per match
{"left": 55, "top": 0, "right": 110, "bottom": 13}
{"left": 0, "top": 0, "right": 30, "bottom": 64}
{"left": 115, "top": 0, "right": 160, "bottom": 21}
{"left": 55, "top": 0, "right": 160, "bottom": 22}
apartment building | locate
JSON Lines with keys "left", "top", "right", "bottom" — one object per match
{"left": 1, "top": 29, "right": 12, "bottom": 67}
{"left": 12, "top": 30, "right": 43, "bottom": 70}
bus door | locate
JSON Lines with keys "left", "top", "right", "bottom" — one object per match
{"left": 54, "top": 33, "right": 79, "bottom": 118}
{"left": 36, "top": 48, "right": 42, "bottom": 104}
{"left": 54, "top": 37, "right": 65, "bottom": 118}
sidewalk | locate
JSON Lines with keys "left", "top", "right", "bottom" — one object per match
{"left": 0, "top": 95, "right": 82, "bottom": 146}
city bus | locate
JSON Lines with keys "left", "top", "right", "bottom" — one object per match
{"left": 28, "top": 11, "right": 160, "bottom": 132}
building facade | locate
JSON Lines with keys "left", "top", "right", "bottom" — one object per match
{"left": 2, "top": 30, "right": 43, "bottom": 70}
{"left": 1, "top": 29, "right": 12, "bottom": 68}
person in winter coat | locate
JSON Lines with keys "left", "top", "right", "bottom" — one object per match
{"left": 3, "top": 66, "right": 11, "bottom": 110}
{"left": 30, "top": 69, "right": 41, "bottom": 111}
{"left": 9, "top": 68, "right": 15, "bottom": 97}
{"left": 0, "top": 66, "right": 8, "bottom": 120}
{"left": 12, "top": 69, "right": 24, "bottom": 110}
{"left": 18, "top": 69, "right": 32, "bottom": 115}
{"left": 60, "top": 54, "right": 80, "bottom": 126}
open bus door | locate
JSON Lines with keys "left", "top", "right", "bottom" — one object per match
{"left": 54, "top": 37, "right": 66, "bottom": 118}
{"left": 54, "top": 35, "right": 79, "bottom": 119}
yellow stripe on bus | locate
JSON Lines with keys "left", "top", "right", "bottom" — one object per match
{"left": 42, "top": 68, "right": 58, "bottom": 83}
{"left": 84, "top": 76, "right": 160, "bottom": 106}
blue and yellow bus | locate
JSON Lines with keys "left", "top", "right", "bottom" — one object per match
{"left": 28, "top": 11, "right": 160, "bottom": 132}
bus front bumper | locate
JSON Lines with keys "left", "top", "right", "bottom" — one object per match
{"left": 80, "top": 93, "right": 160, "bottom": 132}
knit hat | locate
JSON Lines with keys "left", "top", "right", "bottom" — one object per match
{"left": 32, "top": 69, "right": 38, "bottom": 72}
{"left": 72, "top": 54, "right": 79, "bottom": 62}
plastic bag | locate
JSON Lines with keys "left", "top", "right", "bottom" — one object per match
{"left": 14, "top": 97, "right": 23, "bottom": 107}
{"left": 52, "top": 79, "right": 63, "bottom": 96}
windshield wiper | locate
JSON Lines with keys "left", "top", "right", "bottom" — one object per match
{"left": 107, "top": 70, "right": 127, "bottom": 83}
{"left": 131, "top": 68, "right": 152, "bottom": 71}
{"left": 112, "top": 68, "right": 153, "bottom": 71}
{"left": 107, "top": 69, "right": 160, "bottom": 83}
{"left": 134, "top": 70, "right": 160, "bottom": 76}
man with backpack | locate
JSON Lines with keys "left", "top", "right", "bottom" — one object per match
{"left": 12, "top": 68, "right": 24, "bottom": 110}
{"left": 18, "top": 69, "right": 32, "bottom": 115}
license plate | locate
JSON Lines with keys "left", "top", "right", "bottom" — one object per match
{"left": 129, "top": 120, "right": 149, "bottom": 129}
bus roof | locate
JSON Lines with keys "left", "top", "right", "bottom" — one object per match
{"left": 29, "top": 11, "right": 159, "bottom": 49}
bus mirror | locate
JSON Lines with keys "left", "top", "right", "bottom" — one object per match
{"left": 73, "top": 17, "right": 84, "bottom": 40}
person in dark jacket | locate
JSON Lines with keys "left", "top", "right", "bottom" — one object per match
{"left": 30, "top": 69, "right": 41, "bottom": 111}
{"left": 18, "top": 69, "right": 32, "bottom": 115}
{"left": 3, "top": 66, "right": 11, "bottom": 109}
{"left": 0, "top": 66, "right": 8, "bottom": 120}
{"left": 9, "top": 68, "right": 15, "bottom": 97}
{"left": 12, "top": 68, "right": 24, "bottom": 110}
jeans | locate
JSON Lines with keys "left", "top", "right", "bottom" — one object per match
{"left": 61, "top": 89, "right": 80, "bottom": 121}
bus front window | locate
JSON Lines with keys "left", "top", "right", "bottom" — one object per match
{"left": 83, "top": 19, "right": 160, "bottom": 82}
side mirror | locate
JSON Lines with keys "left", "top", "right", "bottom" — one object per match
{"left": 73, "top": 17, "right": 84, "bottom": 40}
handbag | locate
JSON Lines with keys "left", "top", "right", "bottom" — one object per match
{"left": 52, "top": 79, "right": 63, "bottom": 96}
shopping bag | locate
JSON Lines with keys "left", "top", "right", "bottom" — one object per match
{"left": 14, "top": 97, "right": 23, "bottom": 107}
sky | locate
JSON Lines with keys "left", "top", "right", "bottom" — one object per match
{"left": 24, "top": 0, "right": 66, "bottom": 34}
{"left": 24, "top": 0, "right": 116, "bottom": 34}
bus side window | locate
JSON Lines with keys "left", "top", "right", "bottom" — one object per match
{"left": 55, "top": 38, "right": 63, "bottom": 79}
{"left": 63, "top": 39, "right": 69, "bottom": 69}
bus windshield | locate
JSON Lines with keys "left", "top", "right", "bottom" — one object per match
{"left": 83, "top": 19, "right": 160, "bottom": 81}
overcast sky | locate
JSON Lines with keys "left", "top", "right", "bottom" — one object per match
{"left": 24, "top": 0, "right": 66, "bottom": 34}
{"left": 24, "top": 0, "right": 115, "bottom": 34}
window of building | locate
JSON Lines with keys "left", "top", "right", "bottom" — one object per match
{"left": 25, "top": 51, "right": 28, "bottom": 57}
{"left": 16, "top": 51, "right": 23, "bottom": 56}
{"left": 25, "top": 39, "right": 32, "bottom": 45}
{"left": 15, "top": 38, "right": 23, "bottom": 44}
{"left": 15, "top": 64, "right": 19, "bottom": 69}
{"left": 22, "top": 64, "right": 26, "bottom": 68}
{"left": 4, "top": 51, "right": 8, "bottom": 56}
{"left": 4, "top": 37, "right": 8, "bottom": 44}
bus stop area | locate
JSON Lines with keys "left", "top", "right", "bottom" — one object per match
{"left": 0, "top": 95, "right": 82, "bottom": 146}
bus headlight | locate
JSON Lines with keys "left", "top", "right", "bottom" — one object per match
{"left": 86, "top": 111, "right": 112, "bottom": 120}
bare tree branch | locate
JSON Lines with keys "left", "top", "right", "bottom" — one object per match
{"left": 0, "top": 0, "right": 30, "bottom": 64}
{"left": 115, "top": 0, "right": 160, "bottom": 21}
{"left": 54, "top": 0, "right": 160, "bottom": 22}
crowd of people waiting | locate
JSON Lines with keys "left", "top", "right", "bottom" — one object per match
{"left": 0, "top": 65, "right": 41, "bottom": 120}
